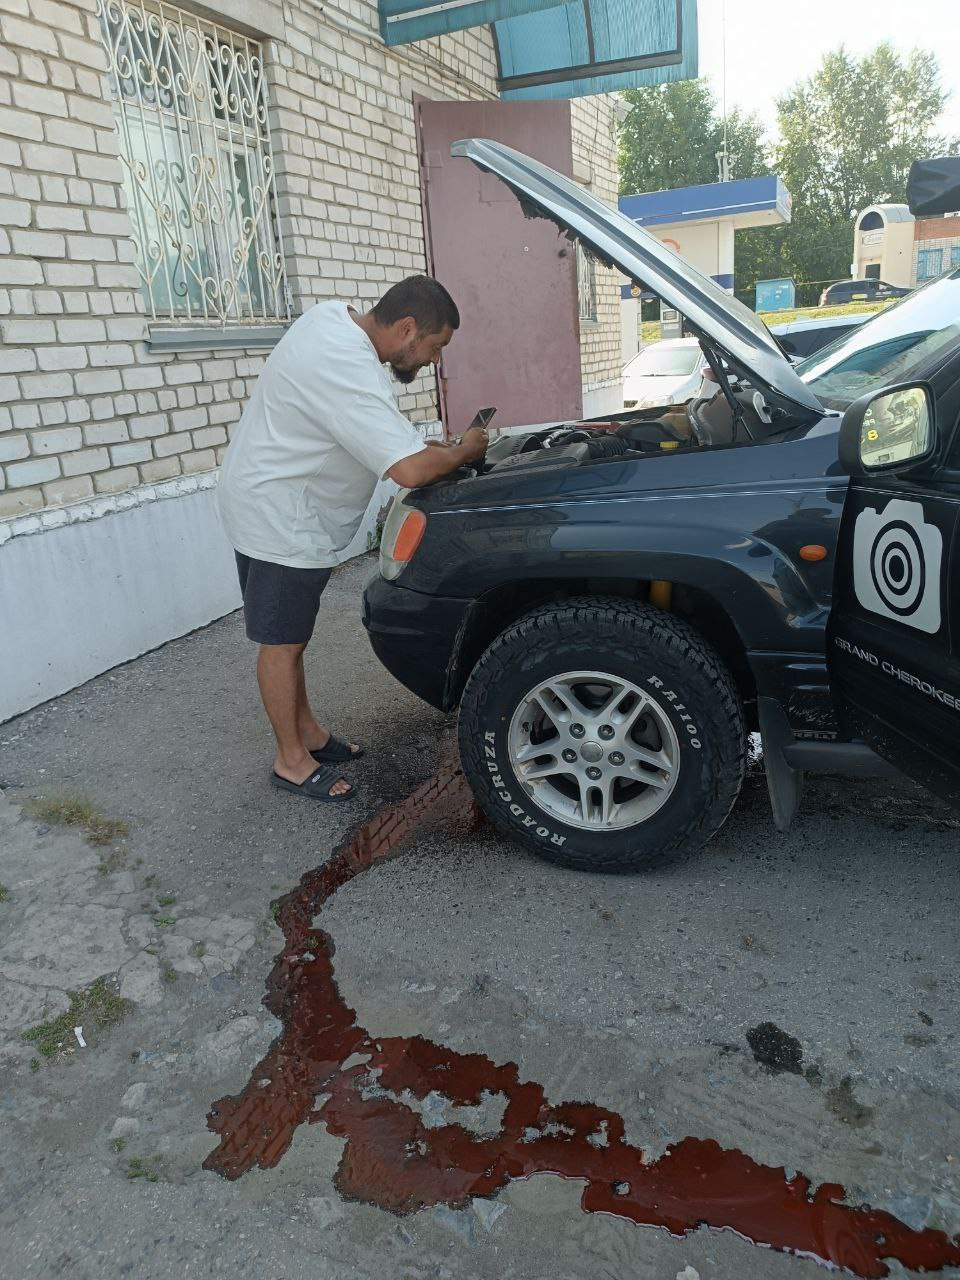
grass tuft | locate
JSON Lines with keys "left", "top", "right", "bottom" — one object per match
{"left": 125, "top": 1157, "right": 159, "bottom": 1182}
{"left": 24, "top": 791, "right": 129, "bottom": 848}
{"left": 21, "top": 976, "right": 132, "bottom": 1058}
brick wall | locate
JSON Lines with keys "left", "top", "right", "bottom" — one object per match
{"left": 0, "top": 0, "right": 623, "bottom": 520}
{"left": 912, "top": 217, "right": 960, "bottom": 282}
{"left": 570, "top": 94, "right": 621, "bottom": 403}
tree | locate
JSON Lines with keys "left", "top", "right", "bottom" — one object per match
{"left": 617, "top": 46, "right": 959, "bottom": 308}
{"left": 618, "top": 80, "right": 768, "bottom": 195}
{"left": 762, "top": 43, "right": 959, "bottom": 300}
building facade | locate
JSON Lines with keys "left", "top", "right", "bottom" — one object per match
{"left": 852, "top": 202, "right": 960, "bottom": 287}
{"left": 0, "top": 0, "right": 628, "bottom": 720}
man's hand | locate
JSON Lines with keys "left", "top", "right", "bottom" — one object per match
{"left": 388, "top": 428, "right": 488, "bottom": 488}
{"left": 458, "top": 426, "right": 489, "bottom": 461}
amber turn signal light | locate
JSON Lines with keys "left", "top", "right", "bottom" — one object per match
{"left": 799, "top": 544, "right": 827, "bottom": 562}
{"left": 392, "top": 510, "right": 427, "bottom": 563}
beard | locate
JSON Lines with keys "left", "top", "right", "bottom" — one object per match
{"left": 390, "top": 337, "right": 424, "bottom": 384}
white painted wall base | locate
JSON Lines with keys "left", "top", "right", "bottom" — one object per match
{"left": 582, "top": 380, "right": 625, "bottom": 418}
{"left": 0, "top": 473, "right": 399, "bottom": 723}
{"left": 1, "top": 483, "right": 240, "bottom": 722}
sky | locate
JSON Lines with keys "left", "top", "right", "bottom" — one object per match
{"left": 695, "top": 0, "right": 960, "bottom": 145}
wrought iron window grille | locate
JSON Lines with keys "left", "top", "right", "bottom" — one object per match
{"left": 98, "top": 0, "right": 290, "bottom": 328}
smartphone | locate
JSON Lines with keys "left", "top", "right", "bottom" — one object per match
{"left": 469, "top": 406, "right": 497, "bottom": 431}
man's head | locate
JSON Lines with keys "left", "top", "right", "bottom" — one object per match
{"left": 369, "top": 276, "right": 459, "bottom": 383}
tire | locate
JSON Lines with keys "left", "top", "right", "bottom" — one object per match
{"left": 457, "top": 596, "right": 746, "bottom": 873}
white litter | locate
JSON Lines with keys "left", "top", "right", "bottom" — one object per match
{"left": 676, "top": 1268, "right": 700, "bottom": 1280}
{"left": 74, "top": 1026, "right": 86, "bottom": 1048}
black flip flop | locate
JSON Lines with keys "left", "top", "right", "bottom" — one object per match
{"left": 310, "top": 734, "right": 365, "bottom": 764}
{"left": 271, "top": 765, "right": 354, "bottom": 802}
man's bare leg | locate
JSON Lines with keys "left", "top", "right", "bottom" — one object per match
{"left": 295, "top": 655, "right": 360, "bottom": 757}
{"left": 257, "top": 644, "right": 350, "bottom": 795}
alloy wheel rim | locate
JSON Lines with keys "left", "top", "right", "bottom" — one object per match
{"left": 506, "top": 670, "right": 681, "bottom": 832}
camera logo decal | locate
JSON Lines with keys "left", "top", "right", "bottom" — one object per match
{"left": 853, "top": 498, "right": 942, "bottom": 634}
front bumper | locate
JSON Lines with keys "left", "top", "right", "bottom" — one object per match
{"left": 362, "top": 571, "right": 474, "bottom": 711}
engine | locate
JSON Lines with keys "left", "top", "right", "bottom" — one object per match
{"left": 480, "top": 417, "right": 690, "bottom": 473}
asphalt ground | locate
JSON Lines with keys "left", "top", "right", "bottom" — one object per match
{"left": 0, "top": 554, "right": 957, "bottom": 1280}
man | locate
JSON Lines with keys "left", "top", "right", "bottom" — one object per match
{"left": 218, "top": 275, "right": 488, "bottom": 802}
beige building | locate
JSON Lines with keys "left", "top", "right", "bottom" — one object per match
{"left": 852, "top": 202, "right": 960, "bottom": 286}
{"left": 0, "top": 0, "right": 654, "bottom": 720}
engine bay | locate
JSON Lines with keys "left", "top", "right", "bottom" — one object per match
{"left": 478, "top": 414, "right": 695, "bottom": 474}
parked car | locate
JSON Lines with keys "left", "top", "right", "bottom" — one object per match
{"left": 622, "top": 337, "right": 706, "bottom": 409}
{"left": 767, "top": 312, "right": 869, "bottom": 360}
{"left": 819, "top": 278, "right": 910, "bottom": 306}
{"left": 363, "top": 139, "right": 960, "bottom": 873}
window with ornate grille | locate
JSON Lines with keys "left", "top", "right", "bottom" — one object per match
{"left": 577, "top": 242, "right": 598, "bottom": 324}
{"left": 98, "top": 0, "right": 290, "bottom": 336}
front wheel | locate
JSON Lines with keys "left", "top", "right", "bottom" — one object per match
{"left": 457, "top": 597, "right": 746, "bottom": 872}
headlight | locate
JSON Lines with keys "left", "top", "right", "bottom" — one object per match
{"left": 379, "top": 490, "right": 427, "bottom": 581}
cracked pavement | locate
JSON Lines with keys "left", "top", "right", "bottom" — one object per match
{"left": 0, "top": 556, "right": 958, "bottom": 1280}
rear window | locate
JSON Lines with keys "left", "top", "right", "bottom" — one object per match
{"left": 625, "top": 345, "right": 701, "bottom": 377}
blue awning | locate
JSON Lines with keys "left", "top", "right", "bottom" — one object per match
{"left": 381, "top": 0, "right": 697, "bottom": 101}
{"left": 495, "top": 0, "right": 697, "bottom": 99}
{"left": 380, "top": 0, "right": 559, "bottom": 47}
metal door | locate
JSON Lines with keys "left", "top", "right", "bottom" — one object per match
{"left": 827, "top": 389, "right": 960, "bottom": 807}
{"left": 417, "top": 100, "right": 583, "bottom": 432}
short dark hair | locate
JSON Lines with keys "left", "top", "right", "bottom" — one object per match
{"left": 371, "top": 275, "right": 460, "bottom": 335}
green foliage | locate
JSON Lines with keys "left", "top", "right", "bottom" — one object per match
{"left": 125, "top": 1157, "right": 159, "bottom": 1182}
{"left": 618, "top": 46, "right": 958, "bottom": 306}
{"left": 21, "top": 977, "right": 132, "bottom": 1058}
{"left": 619, "top": 79, "right": 768, "bottom": 195}
{"left": 0, "top": 884, "right": 10, "bottom": 903}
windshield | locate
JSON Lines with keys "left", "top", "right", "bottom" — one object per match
{"left": 797, "top": 272, "right": 960, "bottom": 408}
{"left": 625, "top": 345, "right": 701, "bottom": 378}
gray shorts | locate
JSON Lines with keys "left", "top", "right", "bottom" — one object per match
{"left": 235, "top": 552, "right": 332, "bottom": 646}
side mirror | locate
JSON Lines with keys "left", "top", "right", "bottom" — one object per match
{"left": 838, "top": 382, "right": 937, "bottom": 476}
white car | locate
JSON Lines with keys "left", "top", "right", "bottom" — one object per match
{"left": 767, "top": 313, "right": 869, "bottom": 361}
{"left": 622, "top": 337, "right": 706, "bottom": 409}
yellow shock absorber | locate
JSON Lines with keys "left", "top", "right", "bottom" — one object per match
{"left": 649, "top": 580, "right": 672, "bottom": 610}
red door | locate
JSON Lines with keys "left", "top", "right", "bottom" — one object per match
{"left": 417, "top": 100, "right": 583, "bottom": 433}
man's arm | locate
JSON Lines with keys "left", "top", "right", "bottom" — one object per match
{"left": 388, "top": 426, "right": 488, "bottom": 487}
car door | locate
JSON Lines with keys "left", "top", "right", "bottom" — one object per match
{"left": 826, "top": 377, "right": 960, "bottom": 806}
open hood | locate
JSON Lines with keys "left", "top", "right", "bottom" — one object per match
{"left": 451, "top": 137, "right": 826, "bottom": 416}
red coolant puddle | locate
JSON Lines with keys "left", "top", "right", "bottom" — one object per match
{"left": 204, "top": 764, "right": 960, "bottom": 1278}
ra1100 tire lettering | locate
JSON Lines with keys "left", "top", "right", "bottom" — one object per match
{"left": 646, "top": 675, "right": 702, "bottom": 748}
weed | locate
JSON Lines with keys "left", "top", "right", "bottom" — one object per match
{"left": 156, "top": 895, "right": 176, "bottom": 907}
{"left": 191, "top": 942, "right": 206, "bottom": 959}
{"left": 143, "top": 874, "right": 159, "bottom": 888}
{"left": 152, "top": 916, "right": 175, "bottom": 929}
{"left": 97, "top": 847, "right": 128, "bottom": 876}
{"left": 306, "top": 936, "right": 319, "bottom": 949}
{"left": 270, "top": 902, "right": 280, "bottom": 921}
{"left": 125, "top": 1157, "right": 158, "bottom": 1182}
{"left": 0, "top": 884, "right": 10, "bottom": 903}
{"left": 29, "top": 1058, "right": 40, "bottom": 1072}
{"left": 144, "top": 946, "right": 158, "bottom": 956}
{"left": 111, "top": 1137, "right": 126, "bottom": 1153}
{"left": 24, "top": 791, "right": 128, "bottom": 847}
{"left": 21, "top": 977, "right": 132, "bottom": 1058}
{"left": 162, "top": 968, "right": 177, "bottom": 983}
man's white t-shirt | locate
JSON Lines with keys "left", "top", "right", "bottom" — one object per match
{"left": 217, "top": 301, "right": 427, "bottom": 569}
